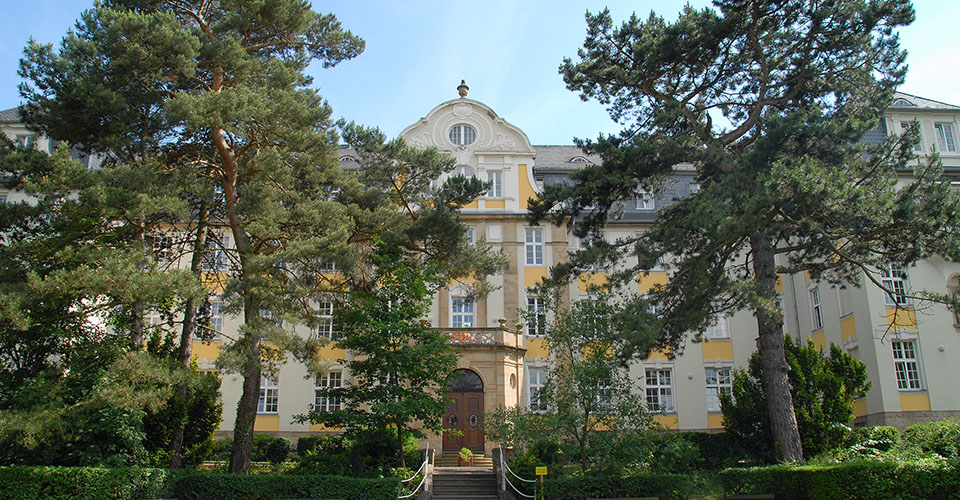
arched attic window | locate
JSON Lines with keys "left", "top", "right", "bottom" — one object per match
{"left": 892, "top": 98, "right": 916, "bottom": 107}
{"left": 570, "top": 156, "right": 590, "bottom": 163}
{"left": 339, "top": 155, "right": 356, "bottom": 163}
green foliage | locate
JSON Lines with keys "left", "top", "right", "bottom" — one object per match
{"left": 458, "top": 447, "right": 473, "bottom": 461}
{"left": 488, "top": 296, "right": 653, "bottom": 474}
{"left": 719, "top": 459, "right": 960, "bottom": 500}
{"left": 295, "top": 436, "right": 322, "bottom": 456}
{"left": 0, "top": 466, "right": 190, "bottom": 500}
{"left": 174, "top": 473, "right": 399, "bottom": 500}
{"left": 209, "top": 438, "right": 234, "bottom": 462}
{"left": 295, "top": 428, "right": 419, "bottom": 478}
{"left": 722, "top": 338, "right": 870, "bottom": 462}
{"left": 542, "top": 473, "right": 696, "bottom": 500}
{"left": 902, "top": 420, "right": 960, "bottom": 459}
{"left": 142, "top": 369, "right": 222, "bottom": 467}
{"left": 265, "top": 437, "right": 292, "bottom": 464}
{"left": 303, "top": 242, "right": 457, "bottom": 467}
{"left": 678, "top": 432, "right": 751, "bottom": 469}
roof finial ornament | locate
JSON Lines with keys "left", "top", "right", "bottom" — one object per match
{"left": 457, "top": 80, "right": 469, "bottom": 98}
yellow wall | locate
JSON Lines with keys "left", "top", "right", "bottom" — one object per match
{"left": 653, "top": 415, "right": 679, "bottom": 430}
{"left": 899, "top": 392, "right": 931, "bottom": 411}
{"left": 524, "top": 267, "right": 548, "bottom": 289}
{"left": 253, "top": 416, "right": 280, "bottom": 432}
{"left": 463, "top": 200, "right": 479, "bottom": 209}
{"left": 646, "top": 349, "right": 670, "bottom": 361}
{"left": 841, "top": 316, "right": 857, "bottom": 342}
{"left": 638, "top": 272, "right": 668, "bottom": 293}
{"left": 578, "top": 272, "right": 609, "bottom": 292}
{"left": 812, "top": 330, "right": 826, "bottom": 350}
{"left": 518, "top": 164, "right": 536, "bottom": 210}
{"left": 309, "top": 423, "right": 342, "bottom": 432}
{"left": 526, "top": 338, "right": 549, "bottom": 359}
{"left": 193, "top": 341, "right": 222, "bottom": 361}
{"left": 886, "top": 307, "right": 918, "bottom": 330}
{"left": 775, "top": 275, "right": 784, "bottom": 293}
{"left": 701, "top": 340, "right": 733, "bottom": 360}
{"left": 707, "top": 413, "right": 724, "bottom": 430}
{"left": 853, "top": 399, "right": 867, "bottom": 418}
{"left": 486, "top": 200, "right": 505, "bottom": 209}
{"left": 316, "top": 344, "right": 346, "bottom": 362}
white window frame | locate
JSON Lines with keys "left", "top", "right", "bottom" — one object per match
{"left": 525, "top": 228, "right": 544, "bottom": 265}
{"left": 201, "top": 235, "right": 230, "bottom": 272}
{"left": 317, "top": 301, "right": 341, "bottom": 340}
{"left": 314, "top": 371, "right": 342, "bottom": 412}
{"left": 636, "top": 189, "right": 655, "bottom": 210}
{"left": 526, "top": 294, "right": 546, "bottom": 337}
{"left": 705, "top": 367, "right": 732, "bottom": 412}
{"left": 892, "top": 340, "right": 922, "bottom": 391}
{"left": 258, "top": 375, "right": 279, "bottom": 414}
{"left": 935, "top": 122, "right": 957, "bottom": 152}
{"left": 465, "top": 226, "right": 475, "bottom": 246}
{"left": 486, "top": 170, "right": 502, "bottom": 198}
{"left": 704, "top": 314, "right": 730, "bottom": 339}
{"left": 645, "top": 368, "right": 674, "bottom": 413}
{"left": 318, "top": 259, "right": 338, "bottom": 272}
{"left": 448, "top": 124, "right": 477, "bottom": 146}
{"left": 528, "top": 366, "right": 547, "bottom": 412}
{"left": 453, "top": 165, "right": 476, "bottom": 178}
{"left": 810, "top": 287, "right": 823, "bottom": 331}
{"left": 195, "top": 300, "right": 223, "bottom": 341}
{"left": 898, "top": 121, "right": 923, "bottom": 152}
{"left": 881, "top": 263, "right": 910, "bottom": 307}
{"left": 451, "top": 297, "right": 474, "bottom": 328}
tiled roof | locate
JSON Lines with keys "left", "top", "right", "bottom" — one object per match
{"left": 0, "top": 107, "right": 21, "bottom": 123}
{"left": 891, "top": 92, "right": 960, "bottom": 110}
{"left": 532, "top": 145, "right": 601, "bottom": 171}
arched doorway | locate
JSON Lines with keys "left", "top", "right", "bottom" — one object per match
{"left": 443, "top": 369, "right": 484, "bottom": 453}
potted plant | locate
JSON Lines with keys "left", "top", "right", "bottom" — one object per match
{"left": 458, "top": 447, "right": 474, "bottom": 466}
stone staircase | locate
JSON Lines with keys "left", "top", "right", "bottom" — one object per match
{"left": 431, "top": 468, "right": 499, "bottom": 500}
{"left": 434, "top": 452, "right": 494, "bottom": 468}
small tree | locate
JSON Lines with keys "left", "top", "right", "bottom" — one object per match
{"left": 487, "top": 295, "right": 652, "bottom": 474}
{"left": 721, "top": 337, "right": 870, "bottom": 462}
{"left": 303, "top": 241, "right": 457, "bottom": 468}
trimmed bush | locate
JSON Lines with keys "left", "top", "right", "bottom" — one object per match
{"left": 0, "top": 466, "right": 189, "bottom": 500}
{"left": 295, "top": 436, "right": 322, "bottom": 456}
{"left": 252, "top": 434, "right": 278, "bottom": 462}
{"left": 174, "top": 473, "right": 399, "bottom": 500}
{"left": 719, "top": 460, "right": 960, "bottom": 500}
{"left": 265, "top": 437, "right": 292, "bottom": 464}
{"left": 679, "top": 431, "right": 751, "bottom": 468}
{"left": 542, "top": 473, "right": 695, "bottom": 500}
{"left": 902, "top": 420, "right": 960, "bottom": 458}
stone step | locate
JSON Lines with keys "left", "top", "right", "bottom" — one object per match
{"left": 432, "top": 470, "right": 498, "bottom": 498}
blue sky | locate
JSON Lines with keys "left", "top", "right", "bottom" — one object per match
{"left": 2, "top": 1, "right": 958, "bottom": 144}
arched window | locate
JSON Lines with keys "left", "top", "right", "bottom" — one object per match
{"left": 453, "top": 165, "right": 476, "bottom": 178}
{"left": 446, "top": 369, "right": 483, "bottom": 392}
{"left": 448, "top": 124, "right": 477, "bottom": 146}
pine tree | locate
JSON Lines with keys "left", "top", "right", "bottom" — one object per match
{"left": 531, "top": 0, "right": 960, "bottom": 462}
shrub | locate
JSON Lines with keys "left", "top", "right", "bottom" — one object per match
{"left": 295, "top": 436, "right": 322, "bottom": 456}
{"left": 719, "top": 460, "right": 960, "bottom": 500}
{"left": 251, "top": 434, "right": 278, "bottom": 462}
{"left": 542, "top": 473, "right": 695, "bottom": 500}
{"left": 679, "top": 432, "right": 751, "bottom": 468}
{"left": 174, "top": 473, "right": 399, "bottom": 500}
{"left": 265, "top": 437, "right": 292, "bottom": 464}
{"left": 0, "top": 466, "right": 189, "bottom": 500}
{"left": 902, "top": 420, "right": 960, "bottom": 459}
{"left": 208, "top": 437, "right": 232, "bottom": 461}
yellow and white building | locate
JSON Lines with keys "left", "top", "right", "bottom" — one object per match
{"left": 4, "top": 89, "right": 960, "bottom": 453}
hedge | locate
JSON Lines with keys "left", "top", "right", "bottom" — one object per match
{"left": 542, "top": 473, "right": 694, "bottom": 500}
{"left": 174, "top": 473, "right": 399, "bottom": 500}
{"left": 719, "top": 460, "right": 960, "bottom": 500}
{"left": 0, "top": 466, "right": 187, "bottom": 500}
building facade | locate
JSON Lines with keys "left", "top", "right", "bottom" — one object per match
{"left": 3, "top": 89, "right": 960, "bottom": 453}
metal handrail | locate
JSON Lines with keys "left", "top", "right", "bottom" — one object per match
{"left": 498, "top": 444, "right": 537, "bottom": 499}
{"left": 398, "top": 443, "right": 430, "bottom": 499}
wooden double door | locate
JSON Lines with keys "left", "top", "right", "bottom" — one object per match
{"left": 442, "top": 391, "right": 484, "bottom": 452}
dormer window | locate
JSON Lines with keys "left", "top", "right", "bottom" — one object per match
{"left": 892, "top": 98, "right": 916, "bottom": 107}
{"left": 449, "top": 124, "right": 477, "bottom": 146}
{"left": 570, "top": 156, "right": 590, "bottom": 163}
{"left": 339, "top": 155, "right": 356, "bottom": 163}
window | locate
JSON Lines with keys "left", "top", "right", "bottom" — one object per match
{"left": 451, "top": 297, "right": 474, "bottom": 328}
{"left": 195, "top": 301, "right": 224, "bottom": 340}
{"left": 153, "top": 235, "right": 175, "bottom": 263}
{"left": 448, "top": 125, "right": 477, "bottom": 146}
{"left": 570, "top": 156, "right": 590, "bottom": 163}
{"left": 453, "top": 165, "right": 476, "bottom": 178}
{"left": 258, "top": 375, "right": 279, "bottom": 414}
{"left": 317, "top": 301, "right": 341, "bottom": 340}
{"left": 526, "top": 295, "right": 546, "bottom": 337}
{"left": 704, "top": 314, "right": 729, "bottom": 339}
{"left": 881, "top": 263, "right": 910, "bottom": 306}
{"left": 528, "top": 367, "right": 547, "bottom": 411}
{"left": 810, "top": 288, "right": 823, "bottom": 330}
{"left": 690, "top": 182, "right": 701, "bottom": 193}
{"left": 314, "top": 371, "right": 342, "bottom": 412}
{"left": 705, "top": 368, "right": 732, "bottom": 412}
{"left": 892, "top": 340, "right": 921, "bottom": 390}
{"left": 636, "top": 189, "right": 655, "bottom": 210}
{"left": 201, "top": 235, "right": 230, "bottom": 272}
{"left": 534, "top": 175, "right": 544, "bottom": 191}
{"left": 318, "top": 259, "right": 338, "bottom": 272}
{"left": 898, "top": 121, "right": 923, "bottom": 152}
{"left": 645, "top": 369, "right": 674, "bottom": 413}
{"left": 525, "top": 228, "right": 543, "bottom": 265}
{"left": 0, "top": 193, "right": 6, "bottom": 204}
{"left": 487, "top": 171, "right": 502, "bottom": 197}
{"left": 935, "top": 123, "right": 956, "bottom": 152}
{"left": 16, "top": 135, "right": 35, "bottom": 150}
{"left": 465, "top": 227, "right": 475, "bottom": 246}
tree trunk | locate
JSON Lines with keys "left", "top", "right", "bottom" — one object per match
{"left": 396, "top": 422, "right": 406, "bottom": 468}
{"left": 749, "top": 231, "right": 804, "bottom": 463}
{"left": 169, "top": 201, "right": 210, "bottom": 468}
{"left": 229, "top": 296, "right": 262, "bottom": 474}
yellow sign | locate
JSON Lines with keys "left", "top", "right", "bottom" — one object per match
{"left": 535, "top": 466, "right": 548, "bottom": 476}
